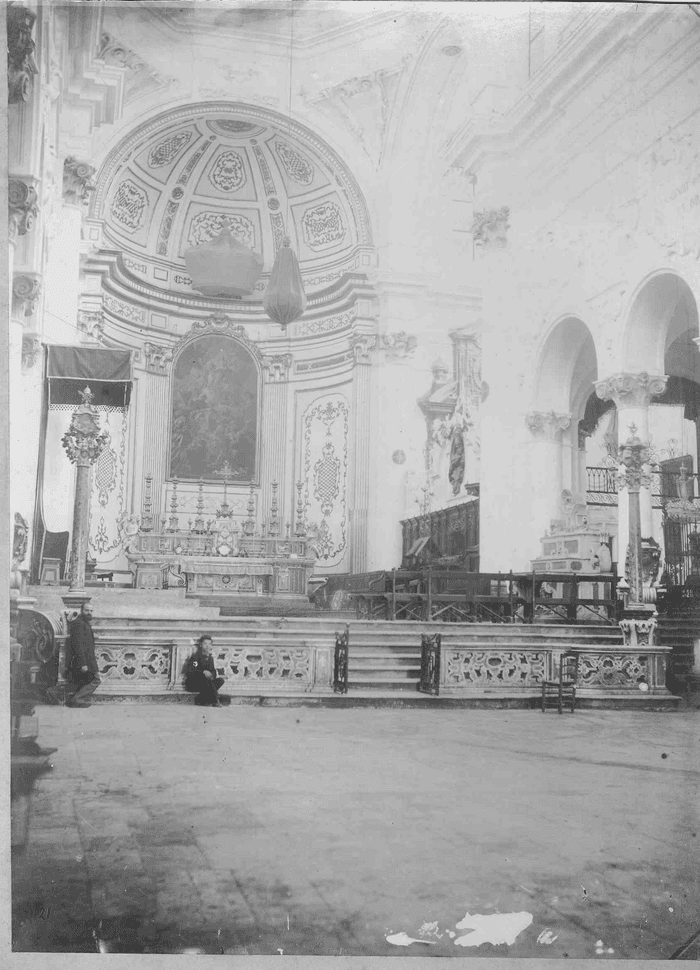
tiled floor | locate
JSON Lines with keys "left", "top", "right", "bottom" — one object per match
{"left": 11, "top": 704, "right": 700, "bottom": 957}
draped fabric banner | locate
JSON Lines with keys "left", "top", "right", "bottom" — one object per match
{"left": 43, "top": 406, "right": 129, "bottom": 567}
{"left": 47, "top": 346, "right": 132, "bottom": 381}
{"left": 87, "top": 409, "right": 129, "bottom": 565}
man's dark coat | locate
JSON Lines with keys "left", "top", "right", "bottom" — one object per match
{"left": 69, "top": 614, "right": 98, "bottom": 676}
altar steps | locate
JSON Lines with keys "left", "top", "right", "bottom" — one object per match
{"left": 656, "top": 611, "right": 700, "bottom": 691}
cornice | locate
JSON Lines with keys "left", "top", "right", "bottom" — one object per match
{"left": 443, "top": 3, "right": 672, "bottom": 175}
{"left": 85, "top": 248, "right": 377, "bottom": 322}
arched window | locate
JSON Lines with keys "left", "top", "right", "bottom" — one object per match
{"left": 169, "top": 334, "right": 258, "bottom": 481}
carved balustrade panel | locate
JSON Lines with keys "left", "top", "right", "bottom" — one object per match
{"left": 576, "top": 652, "right": 650, "bottom": 690}
{"left": 444, "top": 649, "right": 547, "bottom": 688}
{"left": 96, "top": 645, "right": 172, "bottom": 690}
{"left": 215, "top": 646, "right": 312, "bottom": 689}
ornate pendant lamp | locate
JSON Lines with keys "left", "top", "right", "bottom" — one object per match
{"left": 263, "top": 5, "right": 306, "bottom": 330}
{"left": 184, "top": 221, "right": 263, "bottom": 299}
{"left": 263, "top": 236, "right": 306, "bottom": 331}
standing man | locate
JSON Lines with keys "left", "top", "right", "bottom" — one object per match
{"left": 185, "top": 635, "right": 225, "bottom": 707}
{"left": 67, "top": 602, "right": 100, "bottom": 708}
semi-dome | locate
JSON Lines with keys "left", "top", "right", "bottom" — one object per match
{"left": 90, "top": 103, "right": 372, "bottom": 299}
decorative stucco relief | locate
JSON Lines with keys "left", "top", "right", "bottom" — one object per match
{"left": 302, "top": 395, "right": 349, "bottom": 566}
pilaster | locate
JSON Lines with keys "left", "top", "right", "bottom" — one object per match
{"left": 349, "top": 334, "right": 377, "bottom": 572}
{"left": 525, "top": 410, "right": 572, "bottom": 548}
{"left": 260, "top": 354, "right": 292, "bottom": 531}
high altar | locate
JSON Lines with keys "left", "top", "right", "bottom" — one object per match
{"left": 122, "top": 478, "right": 316, "bottom": 611}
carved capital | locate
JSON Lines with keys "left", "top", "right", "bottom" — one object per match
{"left": 7, "top": 5, "right": 38, "bottom": 104}
{"left": 350, "top": 333, "right": 377, "bottom": 365}
{"left": 378, "top": 331, "right": 418, "bottom": 360}
{"left": 261, "top": 353, "right": 292, "bottom": 383}
{"left": 473, "top": 206, "right": 510, "bottom": 250}
{"left": 525, "top": 411, "right": 572, "bottom": 441}
{"left": 21, "top": 334, "right": 41, "bottom": 370}
{"left": 77, "top": 309, "right": 105, "bottom": 342}
{"left": 12, "top": 273, "right": 41, "bottom": 318}
{"left": 595, "top": 372, "right": 668, "bottom": 409}
{"left": 63, "top": 157, "right": 96, "bottom": 206}
{"left": 8, "top": 178, "right": 39, "bottom": 238}
{"left": 144, "top": 342, "right": 174, "bottom": 375}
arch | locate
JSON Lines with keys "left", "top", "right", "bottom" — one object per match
{"left": 169, "top": 331, "right": 260, "bottom": 482}
{"left": 533, "top": 316, "right": 598, "bottom": 417}
{"left": 621, "top": 271, "right": 699, "bottom": 373}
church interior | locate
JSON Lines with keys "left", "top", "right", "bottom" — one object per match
{"left": 7, "top": 0, "right": 700, "bottom": 958}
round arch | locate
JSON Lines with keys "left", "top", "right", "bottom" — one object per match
{"left": 621, "top": 271, "right": 699, "bottom": 374}
{"left": 533, "top": 316, "right": 599, "bottom": 417}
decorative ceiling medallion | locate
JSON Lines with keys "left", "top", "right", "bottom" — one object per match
{"left": 209, "top": 150, "right": 247, "bottom": 192}
{"left": 111, "top": 179, "right": 148, "bottom": 232}
{"left": 392, "top": 450, "right": 406, "bottom": 465}
{"left": 267, "top": 197, "right": 280, "bottom": 210}
{"left": 147, "top": 130, "right": 192, "bottom": 168}
{"left": 275, "top": 140, "right": 314, "bottom": 185}
{"left": 301, "top": 201, "right": 346, "bottom": 249}
{"left": 441, "top": 45, "right": 462, "bottom": 56}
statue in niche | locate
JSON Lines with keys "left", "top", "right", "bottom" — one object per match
{"left": 448, "top": 431, "right": 465, "bottom": 496}
{"left": 170, "top": 334, "right": 258, "bottom": 481}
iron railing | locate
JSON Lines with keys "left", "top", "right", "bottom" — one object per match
{"left": 587, "top": 467, "right": 699, "bottom": 509}
{"left": 417, "top": 633, "right": 441, "bottom": 695}
{"left": 333, "top": 625, "right": 349, "bottom": 694}
{"left": 340, "top": 568, "right": 619, "bottom": 625}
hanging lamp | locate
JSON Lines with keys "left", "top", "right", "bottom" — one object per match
{"left": 263, "top": 3, "right": 306, "bottom": 330}
{"left": 263, "top": 236, "right": 306, "bottom": 331}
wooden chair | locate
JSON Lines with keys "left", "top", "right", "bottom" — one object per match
{"left": 541, "top": 651, "right": 578, "bottom": 714}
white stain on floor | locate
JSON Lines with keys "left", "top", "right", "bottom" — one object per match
{"left": 386, "top": 932, "right": 438, "bottom": 947}
{"left": 537, "top": 929, "right": 559, "bottom": 945}
{"left": 454, "top": 911, "right": 533, "bottom": 947}
{"left": 417, "top": 921, "right": 442, "bottom": 939}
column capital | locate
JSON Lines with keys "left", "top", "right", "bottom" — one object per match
{"left": 7, "top": 5, "right": 38, "bottom": 104}
{"left": 595, "top": 372, "right": 668, "bottom": 408}
{"left": 144, "top": 342, "right": 174, "bottom": 375}
{"left": 8, "top": 178, "right": 39, "bottom": 239}
{"left": 525, "top": 411, "right": 571, "bottom": 441}
{"left": 377, "top": 332, "right": 418, "bottom": 360}
{"left": 261, "top": 353, "right": 293, "bottom": 383}
{"left": 12, "top": 272, "right": 41, "bottom": 319}
{"left": 63, "top": 157, "right": 97, "bottom": 207}
{"left": 350, "top": 333, "right": 378, "bottom": 366}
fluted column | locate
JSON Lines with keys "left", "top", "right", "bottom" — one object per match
{"left": 137, "top": 345, "right": 175, "bottom": 528}
{"left": 525, "top": 411, "right": 572, "bottom": 540}
{"left": 349, "top": 334, "right": 376, "bottom": 572}
{"left": 595, "top": 372, "right": 668, "bottom": 563}
{"left": 260, "top": 354, "right": 292, "bottom": 531}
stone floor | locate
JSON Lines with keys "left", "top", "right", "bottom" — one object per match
{"left": 11, "top": 704, "right": 700, "bottom": 958}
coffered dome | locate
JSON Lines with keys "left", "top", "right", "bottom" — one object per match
{"left": 90, "top": 103, "right": 373, "bottom": 300}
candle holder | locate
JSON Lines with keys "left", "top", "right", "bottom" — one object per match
{"left": 294, "top": 480, "right": 306, "bottom": 537}
{"left": 167, "top": 478, "right": 179, "bottom": 532}
{"left": 243, "top": 485, "right": 256, "bottom": 536}
{"left": 268, "top": 480, "right": 280, "bottom": 536}
{"left": 193, "top": 477, "right": 206, "bottom": 533}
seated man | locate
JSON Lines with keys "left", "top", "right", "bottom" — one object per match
{"left": 185, "top": 635, "right": 225, "bottom": 707}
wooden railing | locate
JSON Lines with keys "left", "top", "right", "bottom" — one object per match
{"left": 343, "top": 568, "right": 619, "bottom": 625}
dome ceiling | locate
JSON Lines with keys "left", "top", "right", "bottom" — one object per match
{"left": 91, "top": 105, "right": 371, "bottom": 300}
